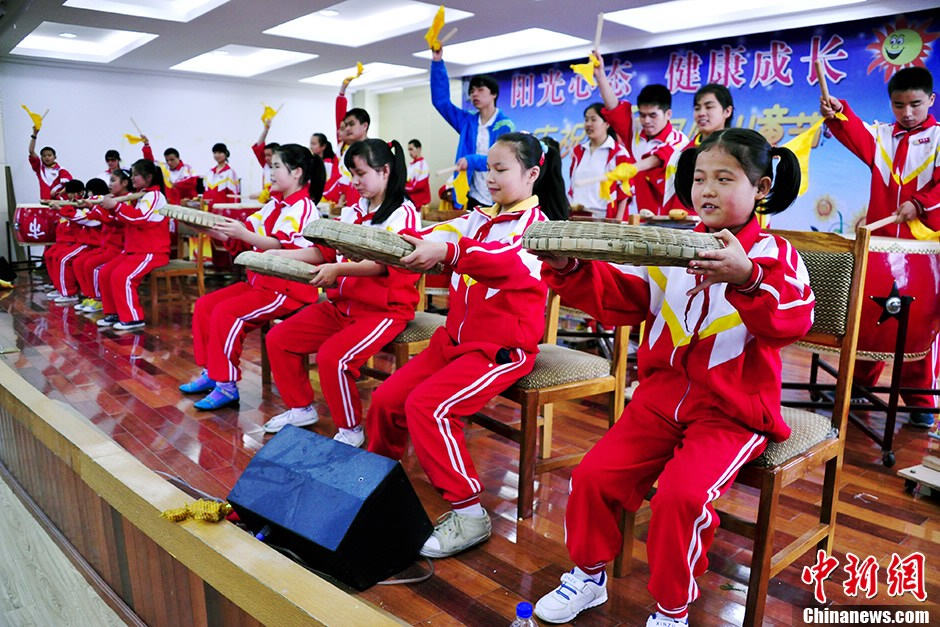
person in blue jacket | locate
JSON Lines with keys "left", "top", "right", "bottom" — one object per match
{"left": 431, "top": 45, "right": 515, "bottom": 209}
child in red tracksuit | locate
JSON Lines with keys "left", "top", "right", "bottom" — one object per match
{"left": 74, "top": 171, "right": 130, "bottom": 314}
{"left": 252, "top": 118, "right": 280, "bottom": 203}
{"left": 54, "top": 177, "right": 109, "bottom": 306}
{"left": 533, "top": 129, "right": 814, "bottom": 627}
{"left": 95, "top": 159, "right": 170, "bottom": 332}
{"left": 43, "top": 179, "right": 85, "bottom": 301}
{"left": 262, "top": 139, "right": 420, "bottom": 446}
{"left": 366, "top": 132, "right": 570, "bottom": 558}
{"left": 28, "top": 127, "right": 72, "bottom": 200}
{"left": 821, "top": 66, "right": 940, "bottom": 428}
{"left": 179, "top": 144, "right": 326, "bottom": 411}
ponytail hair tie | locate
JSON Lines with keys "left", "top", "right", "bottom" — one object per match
{"left": 538, "top": 139, "right": 548, "bottom": 166}
{"left": 388, "top": 140, "right": 394, "bottom": 148}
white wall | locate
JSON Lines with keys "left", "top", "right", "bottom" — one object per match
{"left": 0, "top": 60, "right": 338, "bottom": 206}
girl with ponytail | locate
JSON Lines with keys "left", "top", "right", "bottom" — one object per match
{"left": 364, "top": 132, "right": 568, "bottom": 559}
{"left": 533, "top": 127, "right": 814, "bottom": 626}
{"left": 179, "top": 143, "right": 325, "bottom": 411}
{"left": 261, "top": 139, "right": 422, "bottom": 447}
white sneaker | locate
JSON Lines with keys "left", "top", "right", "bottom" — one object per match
{"left": 333, "top": 427, "right": 365, "bottom": 448}
{"left": 647, "top": 612, "right": 689, "bottom": 626}
{"left": 54, "top": 294, "right": 79, "bottom": 304}
{"left": 112, "top": 320, "right": 145, "bottom": 331}
{"left": 420, "top": 509, "right": 492, "bottom": 558}
{"left": 263, "top": 406, "right": 319, "bottom": 433}
{"left": 534, "top": 570, "right": 608, "bottom": 623}
{"left": 45, "top": 290, "right": 62, "bottom": 300}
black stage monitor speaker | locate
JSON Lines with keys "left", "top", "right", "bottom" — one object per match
{"left": 227, "top": 425, "right": 433, "bottom": 590}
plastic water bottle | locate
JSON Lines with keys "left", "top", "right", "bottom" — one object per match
{"left": 510, "top": 601, "right": 538, "bottom": 626}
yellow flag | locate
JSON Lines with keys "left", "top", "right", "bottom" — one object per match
{"left": 261, "top": 104, "right": 279, "bottom": 123}
{"left": 599, "top": 179, "right": 613, "bottom": 201}
{"left": 909, "top": 217, "right": 940, "bottom": 241}
{"left": 570, "top": 54, "right": 601, "bottom": 87}
{"left": 607, "top": 162, "right": 638, "bottom": 182}
{"left": 425, "top": 5, "right": 446, "bottom": 50}
{"left": 782, "top": 117, "right": 824, "bottom": 197}
{"left": 344, "top": 62, "right": 364, "bottom": 84}
{"left": 452, "top": 170, "right": 469, "bottom": 206}
{"left": 124, "top": 133, "right": 144, "bottom": 144}
{"left": 22, "top": 105, "right": 45, "bottom": 130}
{"left": 258, "top": 185, "right": 271, "bottom": 204}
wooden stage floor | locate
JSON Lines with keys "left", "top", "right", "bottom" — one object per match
{"left": 0, "top": 280, "right": 937, "bottom": 626}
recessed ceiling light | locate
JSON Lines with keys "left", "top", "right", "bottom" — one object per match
{"left": 605, "top": 0, "right": 865, "bottom": 34}
{"left": 170, "top": 44, "right": 317, "bottom": 77}
{"left": 413, "top": 28, "right": 588, "bottom": 65}
{"left": 63, "top": 0, "right": 231, "bottom": 23}
{"left": 300, "top": 62, "right": 426, "bottom": 87}
{"left": 265, "top": 0, "right": 472, "bottom": 48}
{"left": 10, "top": 21, "right": 157, "bottom": 63}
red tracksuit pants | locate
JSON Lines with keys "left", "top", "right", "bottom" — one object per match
{"left": 854, "top": 335, "right": 939, "bottom": 409}
{"left": 45, "top": 243, "right": 87, "bottom": 296}
{"left": 367, "top": 328, "right": 535, "bottom": 507}
{"left": 565, "top": 398, "right": 767, "bottom": 615}
{"left": 98, "top": 252, "right": 169, "bottom": 322}
{"left": 73, "top": 246, "right": 117, "bottom": 299}
{"left": 266, "top": 301, "right": 407, "bottom": 429}
{"left": 192, "top": 281, "right": 305, "bottom": 383}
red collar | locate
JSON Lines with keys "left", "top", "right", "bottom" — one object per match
{"left": 893, "top": 114, "right": 937, "bottom": 137}
{"left": 281, "top": 186, "right": 309, "bottom": 205}
{"left": 644, "top": 124, "right": 673, "bottom": 143}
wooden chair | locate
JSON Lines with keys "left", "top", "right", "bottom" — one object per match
{"left": 472, "top": 290, "right": 630, "bottom": 519}
{"left": 613, "top": 228, "right": 871, "bottom": 627}
{"left": 148, "top": 228, "right": 207, "bottom": 323}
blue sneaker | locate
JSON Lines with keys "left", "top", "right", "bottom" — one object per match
{"left": 909, "top": 412, "right": 936, "bottom": 429}
{"left": 180, "top": 370, "right": 214, "bottom": 394}
{"left": 194, "top": 384, "right": 239, "bottom": 410}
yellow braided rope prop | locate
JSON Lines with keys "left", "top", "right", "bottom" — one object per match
{"left": 160, "top": 500, "right": 232, "bottom": 523}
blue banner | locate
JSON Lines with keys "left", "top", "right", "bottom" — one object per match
{"left": 464, "top": 10, "right": 939, "bottom": 232}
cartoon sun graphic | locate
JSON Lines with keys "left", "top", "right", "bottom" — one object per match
{"left": 867, "top": 16, "right": 938, "bottom": 81}
{"left": 814, "top": 195, "right": 836, "bottom": 220}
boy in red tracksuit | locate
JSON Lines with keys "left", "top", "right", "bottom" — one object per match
{"left": 405, "top": 139, "right": 432, "bottom": 208}
{"left": 252, "top": 118, "right": 280, "bottom": 202}
{"left": 178, "top": 144, "right": 326, "bottom": 411}
{"left": 28, "top": 127, "right": 72, "bottom": 200}
{"left": 263, "top": 139, "right": 420, "bottom": 446}
{"left": 142, "top": 138, "right": 199, "bottom": 205}
{"left": 534, "top": 129, "right": 813, "bottom": 626}
{"left": 95, "top": 160, "right": 170, "bottom": 331}
{"left": 43, "top": 179, "right": 85, "bottom": 300}
{"left": 822, "top": 66, "right": 940, "bottom": 428}
{"left": 367, "top": 133, "right": 569, "bottom": 558}
{"left": 74, "top": 171, "right": 130, "bottom": 314}
{"left": 53, "top": 178, "right": 109, "bottom": 305}
{"left": 324, "top": 83, "right": 368, "bottom": 208}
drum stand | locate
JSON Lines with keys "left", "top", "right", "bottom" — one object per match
{"left": 784, "top": 283, "right": 939, "bottom": 467}
{"left": 5, "top": 223, "right": 49, "bottom": 285}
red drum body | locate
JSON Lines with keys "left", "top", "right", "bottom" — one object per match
{"left": 14, "top": 204, "right": 57, "bottom": 244}
{"left": 858, "top": 236, "right": 940, "bottom": 355}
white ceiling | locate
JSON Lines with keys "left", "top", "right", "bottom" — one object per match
{"left": 0, "top": 0, "right": 931, "bottom": 92}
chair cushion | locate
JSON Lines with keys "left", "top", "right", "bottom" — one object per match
{"left": 152, "top": 259, "right": 196, "bottom": 273}
{"left": 752, "top": 407, "right": 837, "bottom": 467}
{"left": 393, "top": 312, "right": 445, "bottom": 343}
{"left": 514, "top": 343, "right": 611, "bottom": 389}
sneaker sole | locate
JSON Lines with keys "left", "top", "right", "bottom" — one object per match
{"left": 194, "top": 399, "right": 239, "bottom": 411}
{"left": 419, "top": 530, "right": 491, "bottom": 558}
{"left": 263, "top": 417, "right": 318, "bottom": 434}
{"left": 535, "top": 589, "right": 608, "bottom": 624}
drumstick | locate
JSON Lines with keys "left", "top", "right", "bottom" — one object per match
{"left": 436, "top": 164, "right": 460, "bottom": 176}
{"left": 440, "top": 27, "right": 458, "bottom": 45}
{"left": 130, "top": 117, "right": 143, "bottom": 135}
{"left": 814, "top": 60, "right": 830, "bottom": 102}
{"left": 41, "top": 109, "right": 49, "bottom": 120}
{"left": 593, "top": 13, "right": 605, "bottom": 51}
{"left": 864, "top": 215, "right": 899, "bottom": 231}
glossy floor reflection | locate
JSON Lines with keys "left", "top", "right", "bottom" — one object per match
{"left": 0, "top": 281, "right": 936, "bottom": 626}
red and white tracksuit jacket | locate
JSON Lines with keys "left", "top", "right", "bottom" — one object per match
{"left": 542, "top": 216, "right": 814, "bottom": 614}
{"left": 192, "top": 188, "right": 319, "bottom": 383}
{"left": 74, "top": 203, "right": 124, "bottom": 299}
{"left": 28, "top": 155, "right": 71, "bottom": 200}
{"left": 142, "top": 144, "right": 199, "bottom": 205}
{"left": 827, "top": 102, "right": 940, "bottom": 407}
{"left": 53, "top": 201, "right": 103, "bottom": 297}
{"left": 406, "top": 157, "right": 432, "bottom": 208}
{"left": 44, "top": 201, "right": 86, "bottom": 296}
{"left": 203, "top": 162, "right": 239, "bottom": 207}
{"left": 98, "top": 187, "right": 170, "bottom": 321}
{"left": 266, "top": 199, "right": 421, "bottom": 429}
{"left": 601, "top": 101, "right": 690, "bottom": 215}
{"left": 567, "top": 136, "right": 632, "bottom": 219}
{"left": 367, "top": 196, "right": 548, "bottom": 507}
{"left": 250, "top": 142, "right": 280, "bottom": 202}
{"left": 323, "top": 94, "right": 360, "bottom": 207}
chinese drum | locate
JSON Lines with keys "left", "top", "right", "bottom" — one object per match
{"left": 521, "top": 220, "right": 723, "bottom": 266}
{"left": 14, "top": 203, "right": 57, "bottom": 244}
{"left": 234, "top": 251, "right": 316, "bottom": 283}
{"left": 857, "top": 235, "right": 940, "bottom": 358}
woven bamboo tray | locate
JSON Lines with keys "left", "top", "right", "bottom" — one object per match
{"left": 157, "top": 204, "right": 226, "bottom": 228}
{"left": 522, "top": 220, "right": 723, "bottom": 266}
{"left": 234, "top": 251, "right": 316, "bottom": 283}
{"left": 303, "top": 220, "right": 422, "bottom": 270}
